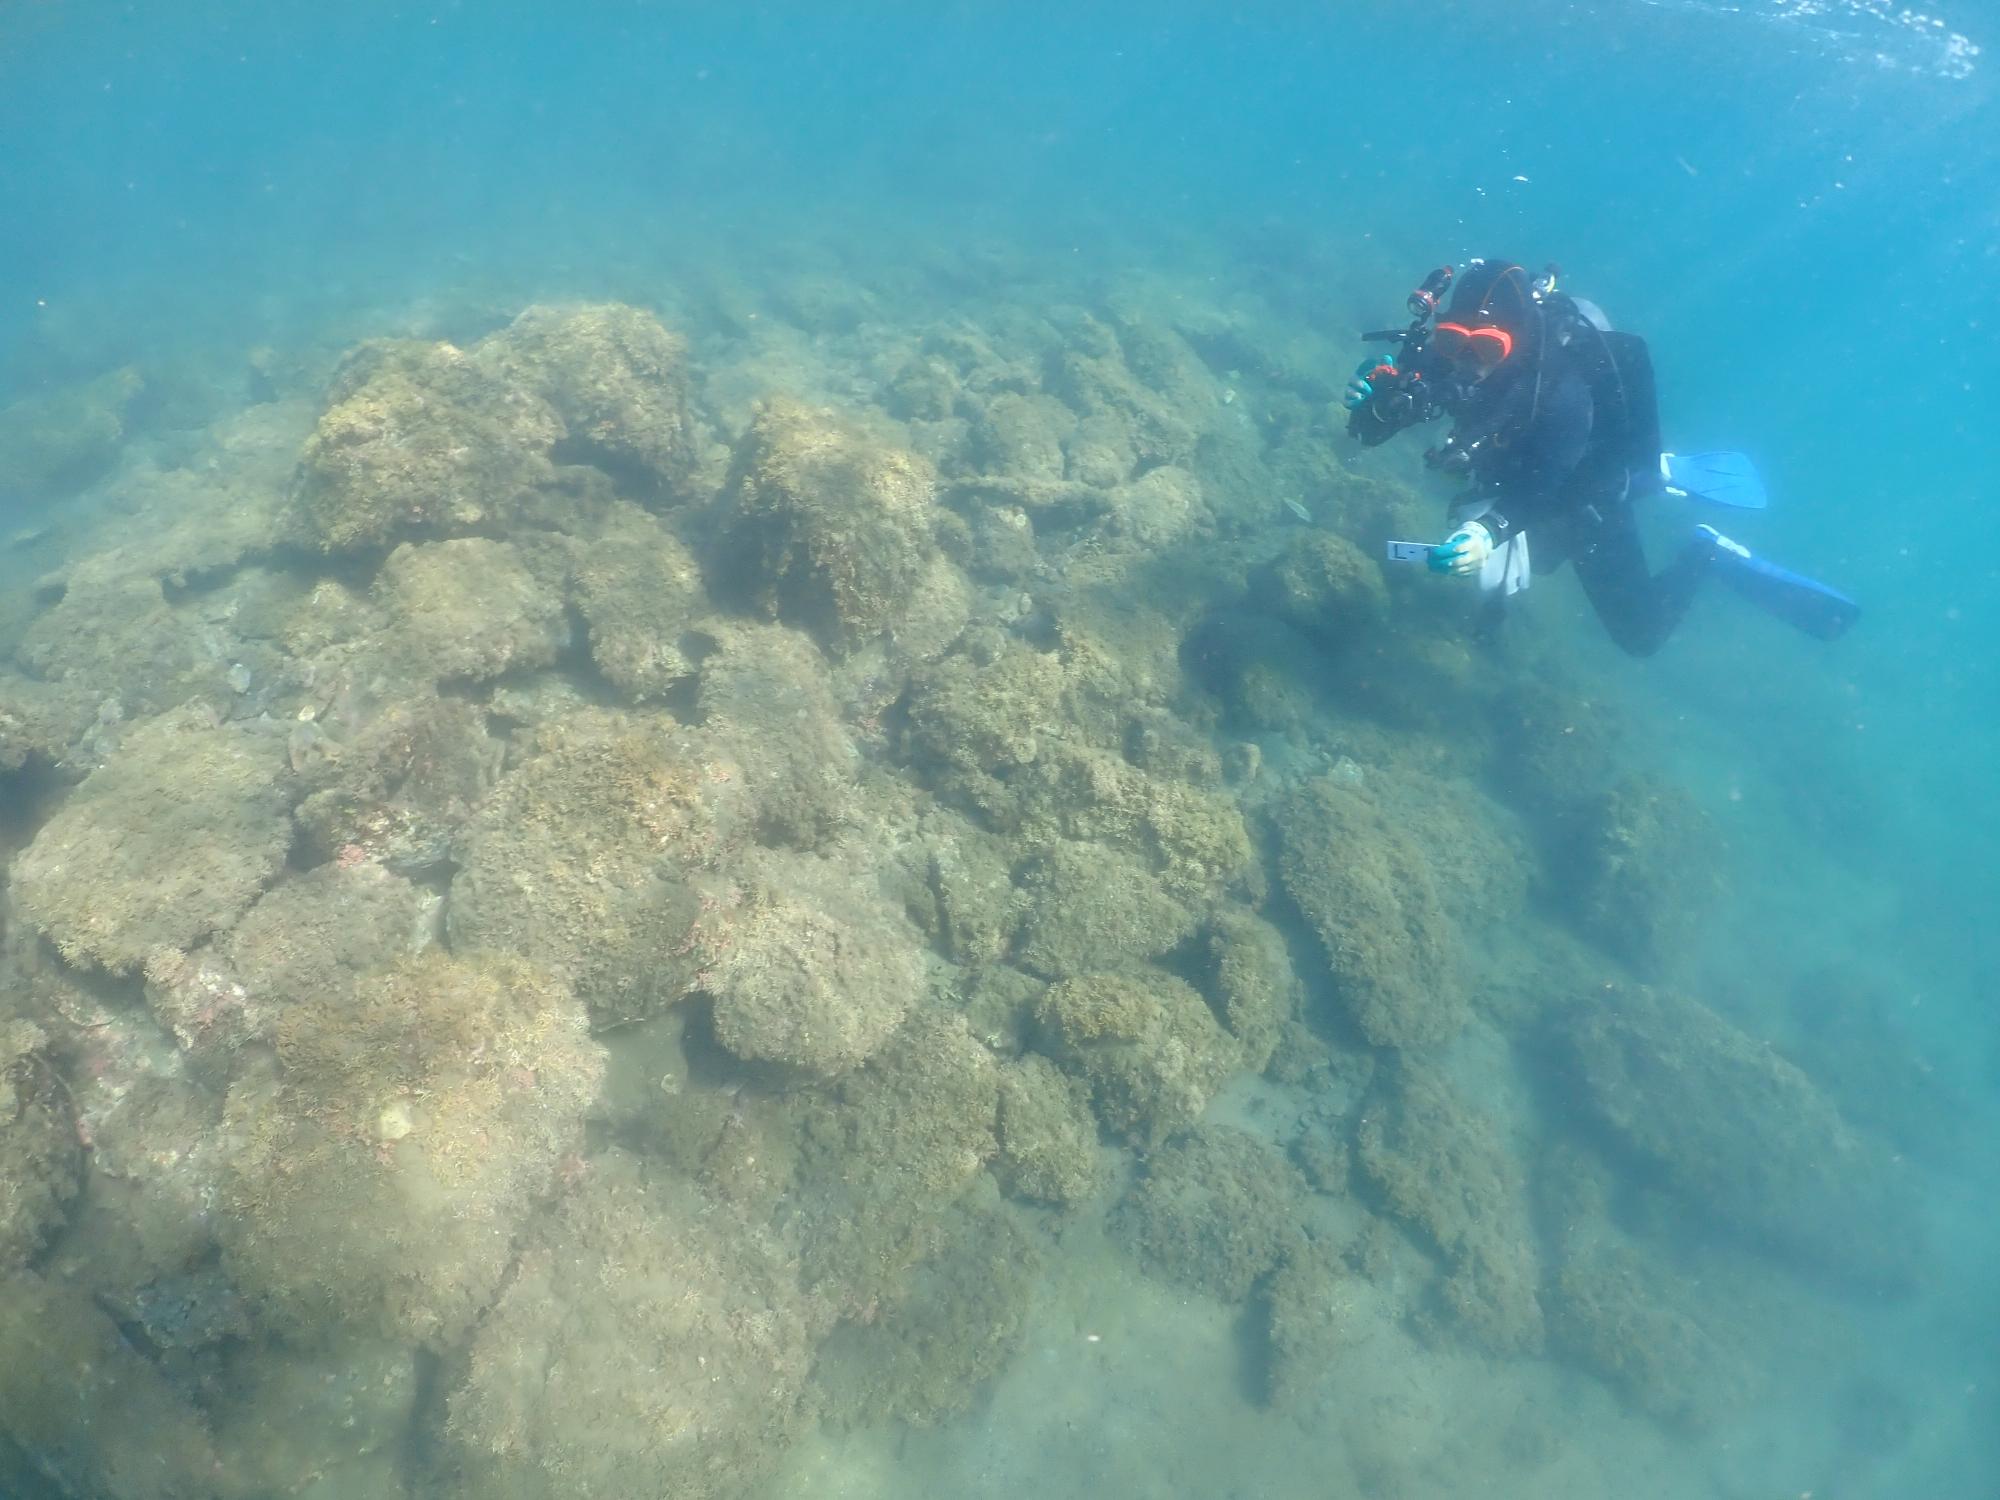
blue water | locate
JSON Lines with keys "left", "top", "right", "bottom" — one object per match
{"left": 1, "top": 2, "right": 1995, "bottom": 1496}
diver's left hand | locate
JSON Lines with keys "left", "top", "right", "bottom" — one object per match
{"left": 1428, "top": 521, "right": 1494, "bottom": 578}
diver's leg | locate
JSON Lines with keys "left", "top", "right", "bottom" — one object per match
{"left": 1571, "top": 511, "right": 1712, "bottom": 657}
{"left": 1695, "top": 525, "right": 1861, "bottom": 640}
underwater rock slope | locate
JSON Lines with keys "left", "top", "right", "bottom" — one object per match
{"left": 0, "top": 288, "right": 1926, "bottom": 1496}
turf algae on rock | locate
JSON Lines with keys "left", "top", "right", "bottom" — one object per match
{"left": 10, "top": 707, "right": 291, "bottom": 974}
{"left": 1552, "top": 985, "right": 1923, "bottom": 1289}
{"left": 1276, "top": 772, "right": 1466, "bottom": 1050}
{"left": 440, "top": 1154, "right": 812, "bottom": 1500}
{"left": 217, "top": 951, "right": 604, "bottom": 1347}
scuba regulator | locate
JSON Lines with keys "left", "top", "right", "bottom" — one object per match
{"left": 1344, "top": 265, "right": 1456, "bottom": 446}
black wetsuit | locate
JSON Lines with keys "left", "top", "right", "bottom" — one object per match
{"left": 1421, "top": 329, "right": 1715, "bottom": 657}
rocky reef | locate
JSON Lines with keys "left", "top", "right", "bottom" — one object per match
{"left": 0, "top": 270, "right": 1897, "bottom": 1497}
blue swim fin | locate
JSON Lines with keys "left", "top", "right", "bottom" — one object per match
{"left": 1661, "top": 452, "right": 1768, "bottom": 510}
{"left": 1698, "top": 526, "right": 1859, "bottom": 640}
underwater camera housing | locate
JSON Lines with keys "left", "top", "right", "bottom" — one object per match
{"left": 1346, "top": 265, "right": 1457, "bottom": 446}
{"left": 1344, "top": 265, "right": 1458, "bottom": 445}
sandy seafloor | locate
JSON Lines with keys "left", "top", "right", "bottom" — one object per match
{"left": 0, "top": 215, "right": 1994, "bottom": 1500}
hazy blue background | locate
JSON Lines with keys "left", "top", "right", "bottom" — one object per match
{"left": 1, "top": 8, "right": 1993, "bottom": 1483}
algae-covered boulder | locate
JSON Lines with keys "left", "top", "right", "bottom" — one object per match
{"left": 1110, "top": 1124, "right": 1307, "bottom": 1302}
{"left": 572, "top": 499, "right": 707, "bottom": 700}
{"left": 1260, "top": 1237, "right": 1362, "bottom": 1414}
{"left": 291, "top": 690, "right": 503, "bottom": 873}
{"left": 1355, "top": 1062, "right": 1544, "bottom": 1354}
{"left": 1105, "top": 463, "right": 1205, "bottom": 546}
{"left": 1034, "top": 970, "right": 1237, "bottom": 1145}
{"left": 1017, "top": 742, "right": 1253, "bottom": 903}
{"left": 974, "top": 390, "right": 1073, "bottom": 480}
{"left": 0, "top": 671, "right": 94, "bottom": 773}
{"left": 1276, "top": 773, "right": 1464, "bottom": 1050}
{"left": 11, "top": 708, "right": 291, "bottom": 973}
{"left": 1255, "top": 529, "right": 1389, "bottom": 646}
{"left": 994, "top": 1052, "right": 1105, "bottom": 1209}
{"left": 904, "top": 633, "right": 1068, "bottom": 803}
{"left": 813, "top": 1205, "right": 1038, "bottom": 1430}
{"left": 0, "top": 1270, "right": 221, "bottom": 1500}
{"left": 1201, "top": 906, "right": 1298, "bottom": 1075}
{"left": 792, "top": 1013, "right": 1003, "bottom": 1318}
{"left": 690, "top": 619, "right": 856, "bottom": 849}
{"left": 695, "top": 848, "right": 927, "bottom": 1078}
{"left": 218, "top": 950, "right": 603, "bottom": 1346}
{"left": 1565, "top": 773, "right": 1723, "bottom": 977}
{"left": 446, "top": 711, "right": 718, "bottom": 1026}
{"left": 1782, "top": 963, "right": 1964, "bottom": 1164}
{"left": 1012, "top": 840, "right": 1196, "bottom": 980}
{"left": 718, "top": 396, "right": 943, "bottom": 652}
{"left": 441, "top": 1156, "right": 813, "bottom": 1500}
{"left": 290, "top": 339, "right": 561, "bottom": 552}
{"left": 897, "top": 808, "right": 1019, "bottom": 968}
{"left": 372, "top": 537, "right": 566, "bottom": 684}
{"left": 15, "top": 568, "right": 235, "bottom": 717}
{"left": 1552, "top": 985, "right": 1922, "bottom": 1288}
{"left": 26, "top": 977, "right": 232, "bottom": 1340}
{"left": 479, "top": 302, "right": 700, "bottom": 496}
{"left": 1051, "top": 312, "right": 1204, "bottom": 472}
{"left": 0, "top": 1022, "right": 81, "bottom": 1271}
{"left": 1488, "top": 678, "right": 1622, "bottom": 821}
{"left": 224, "top": 861, "right": 436, "bottom": 1008}
{"left": 1548, "top": 1243, "right": 1740, "bottom": 1430}
{"left": 144, "top": 862, "right": 436, "bottom": 1059}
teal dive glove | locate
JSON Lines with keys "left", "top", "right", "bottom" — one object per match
{"left": 1343, "top": 352, "right": 1397, "bottom": 410}
{"left": 1428, "top": 520, "right": 1494, "bottom": 578}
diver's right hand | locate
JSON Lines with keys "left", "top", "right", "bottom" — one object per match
{"left": 1343, "top": 354, "right": 1398, "bottom": 410}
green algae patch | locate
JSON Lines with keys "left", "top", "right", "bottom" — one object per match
{"left": 1110, "top": 1124, "right": 1307, "bottom": 1302}
{"left": 1276, "top": 772, "right": 1465, "bottom": 1050}
{"left": 217, "top": 950, "right": 603, "bottom": 1347}
{"left": 11, "top": 708, "right": 291, "bottom": 974}
{"left": 1356, "top": 1061, "right": 1545, "bottom": 1355}
{"left": 1034, "top": 970, "right": 1237, "bottom": 1146}
{"left": 994, "top": 1052, "right": 1106, "bottom": 1209}
{"left": 813, "top": 1205, "right": 1039, "bottom": 1429}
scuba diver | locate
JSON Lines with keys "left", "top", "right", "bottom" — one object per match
{"left": 1342, "top": 258, "right": 1858, "bottom": 653}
